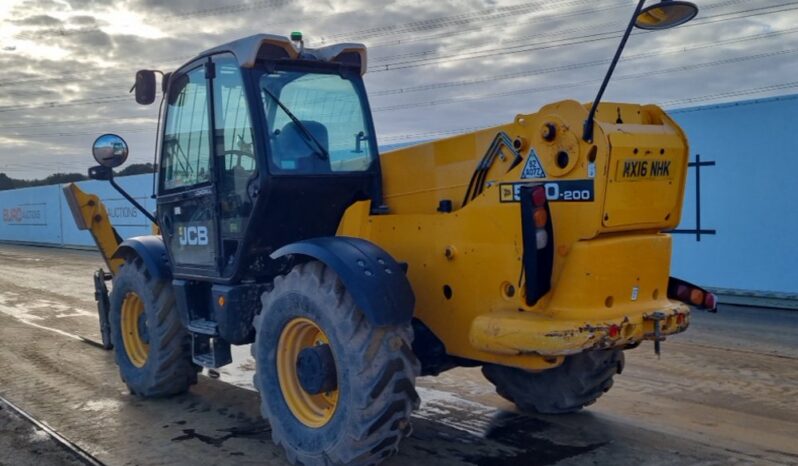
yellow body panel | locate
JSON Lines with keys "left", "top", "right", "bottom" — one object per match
{"left": 340, "top": 100, "right": 691, "bottom": 370}
{"left": 62, "top": 183, "right": 124, "bottom": 275}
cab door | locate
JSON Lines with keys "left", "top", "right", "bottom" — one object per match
{"left": 210, "top": 53, "right": 258, "bottom": 278}
{"left": 158, "top": 59, "right": 220, "bottom": 277}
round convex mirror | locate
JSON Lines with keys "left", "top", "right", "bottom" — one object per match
{"left": 92, "top": 133, "right": 129, "bottom": 168}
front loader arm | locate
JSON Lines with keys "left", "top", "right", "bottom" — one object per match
{"left": 63, "top": 183, "right": 124, "bottom": 275}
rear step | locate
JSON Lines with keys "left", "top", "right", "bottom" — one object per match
{"left": 191, "top": 333, "right": 232, "bottom": 368}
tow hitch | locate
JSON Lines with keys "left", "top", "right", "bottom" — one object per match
{"left": 646, "top": 311, "right": 667, "bottom": 358}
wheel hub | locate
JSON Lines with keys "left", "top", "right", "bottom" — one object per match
{"left": 120, "top": 292, "right": 149, "bottom": 368}
{"left": 296, "top": 344, "right": 338, "bottom": 395}
{"left": 276, "top": 317, "right": 339, "bottom": 428}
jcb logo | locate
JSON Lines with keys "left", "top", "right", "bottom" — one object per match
{"left": 178, "top": 225, "right": 209, "bottom": 246}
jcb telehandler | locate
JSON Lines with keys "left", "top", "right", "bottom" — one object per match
{"left": 64, "top": 1, "right": 717, "bottom": 464}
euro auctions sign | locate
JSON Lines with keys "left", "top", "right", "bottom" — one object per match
{"left": 2, "top": 203, "right": 47, "bottom": 226}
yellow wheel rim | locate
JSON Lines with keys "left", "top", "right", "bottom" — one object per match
{"left": 121, "top": 292, "right": 149, "bottom": 368}
{"left": 277, "top": 317, "right": 339, "bottom": 428}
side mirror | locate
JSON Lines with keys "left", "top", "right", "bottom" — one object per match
{"left": 133, "top": 70, "right": 157, "bottom": 105}
{"left": 92, "top": 133, "right": 129, "bottom": 168}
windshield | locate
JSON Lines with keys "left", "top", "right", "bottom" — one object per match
{"left": 260, "top": 70, "right": 376, "bottom": 173}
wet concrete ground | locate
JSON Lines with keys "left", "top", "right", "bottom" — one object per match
{"left": 0, "top": 243, "right": 796, "bottom": 465}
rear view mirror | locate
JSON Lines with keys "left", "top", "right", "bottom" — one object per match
{"left": 133, "top": 70, "right": 156, "bottom": 105}
{"left": 92, "top": 133, "right": 129, "bottom": 168}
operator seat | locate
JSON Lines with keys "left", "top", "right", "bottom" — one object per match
{"left": 274, "top": 120, "right": 331, "bottom": 172}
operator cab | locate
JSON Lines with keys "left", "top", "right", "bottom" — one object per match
{"left": 146, "top": 34, "right": 381, "bottom": 283}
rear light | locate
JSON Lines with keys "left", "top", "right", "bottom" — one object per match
{"left": 608, "top": 324, "right": 620, "bottom": 338}
{"left": 533, "top": 208, "right": 548, "bottom": 229}
{"left": 535, "top": 229, "right": 548, "bottom": 250}
{"left": 532, "top": 187, "right": 547, "bottom": 207}
{"left": 676, "top": 284, "right": 690, "bottom": 301}
{"left": 676, "top": 314, "right": 686, "bottom": 325}
{"left": 668, "top": 277, "right": 718, "bottom": 312}
{"left": 689, "top": 289, "right": 704, "bottom": 306}
{"left": 704, "top": 292, "right": 717, "bottom": 309}
{"left": 520, "top": 185, "right": 554, "bottom": 306}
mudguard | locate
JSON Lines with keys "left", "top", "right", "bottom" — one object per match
{"left": 111, "top": 235, "right": 171, "bottom": 281}
{"left": 271, "top": 236, "right": 415, "bottom": 327}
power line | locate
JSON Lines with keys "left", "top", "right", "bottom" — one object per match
{"left": 3, "top": 0, "right": 617, "bottom": 89}
{"left": 1, "top": 22, "right": 794, "bottom": 133}
{"left": 378, "top": 82, "right": 798, "bottom": 144}
{"left": 372, "top": 48, "right": 798, "bottom": 112}
{"left": 367, "top": 0, "right": 748, "bottom": 64}
{"left": 370, "top": 27, "right": 798, "bottom": 97}
{"left": 663, "top": 81, "right": 798, "bottom": 107}
{"left": 4, "top": 21, "right": 791, "bottom": 128}
{"left": 320, "top": 0, "right": 606, "bottom": 43}
{"left": 368, "top": 2, "right": 798, "bottom": 72}
{"left": 0, "top": 0, "right": 768, "bottom": 92}
{"left": 3, "top": 0, "right": 791, "bottom": 116}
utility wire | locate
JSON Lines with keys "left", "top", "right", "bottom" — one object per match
{"left": 370, "top": 27, "right": 798, "bottom": 97}
{"left": 371, "top": 48, "right": 798, "bottom": 112}
{"left": 2, "top": 2, "right": 792, "bottom": 115}
{"left": 378, "top": 82, "right": 798, "bottom": 143}
{"left": 369, "top": 2, "right": 798, "bottom": 71}
{"left": 6, "top": 46, "right": 797, "bottom": 140}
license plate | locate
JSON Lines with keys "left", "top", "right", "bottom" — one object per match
{"left": 616, "top": 158, "right": 673, "bottom": 181}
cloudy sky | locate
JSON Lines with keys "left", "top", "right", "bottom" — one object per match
{"left": 0, "top": 0, "right": 796, "bottom": 179}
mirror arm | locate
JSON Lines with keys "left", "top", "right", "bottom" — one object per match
{"left": 108, "top": 174, "right": 159, "bottom": 226}
{"left": 583, "top": 0, "right": 647, "bottom": 143}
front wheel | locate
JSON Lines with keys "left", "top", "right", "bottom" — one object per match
{"left": 109, "top": 255, "right": 199, "bottom": 397}
{"left": 253, "top": 261, "right": 420, "bottom": 466}
{"left": 482, "top": 349, "right": 624, "bottom": 414}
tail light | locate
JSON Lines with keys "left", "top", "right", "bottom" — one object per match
{"left": 668, "top": 276, "right": 718, "bottom": 312}
{"left": 520, "top": 185, "right": 554, "bottom": 306}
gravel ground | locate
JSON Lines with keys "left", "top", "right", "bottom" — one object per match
{"left": 0, "top": 398, "right": 86, "bottom": 466}
{"left": 0, "top": 243, "right": 796, "bottom": 465}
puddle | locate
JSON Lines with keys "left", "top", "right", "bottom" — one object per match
{"left": 170, "top": 423, "right": 271, "bottom": 447}
{"left": 461, "top": 412, "right": 606, "bottom": 466}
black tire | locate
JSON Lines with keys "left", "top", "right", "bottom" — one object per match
{"left": 253, "top": 261, "right": 420, "bottom": 466}
{"left": 109, "top": 255, "right": 199, "bottom": 397}
{"left": 482, "top": 349, "right": 624, "bottom": 414}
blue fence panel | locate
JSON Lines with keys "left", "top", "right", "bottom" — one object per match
{"left": 59, "top": 175, "right": 154, "bottom": 247}
{"left": 0, "top": 184, "right": 64, "bottom": 245}
{"left": 670, "top": 94, "right": 798, "bottom": 294}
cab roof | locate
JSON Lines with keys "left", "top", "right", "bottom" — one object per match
{"left": 198, "top": 33, "right": 368, "bottom": 75}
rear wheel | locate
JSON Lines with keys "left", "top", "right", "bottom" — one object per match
{"left": 254, "top": 261, "right": 420, "bottom": 466}
{"left": 109, "top": 255, "right": 199, "bottom": 397}
{"left": 482, "top": 349, "right": 624, "bottom": 414}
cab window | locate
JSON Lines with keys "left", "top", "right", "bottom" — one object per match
{"left": 161, "top": 66, "right": 211, "bottom": 191}
{"left": 212, "top": 54, "right": 256, "bottom": 240}
{"left": 260, "top": 70, "right": 375, "bottom": 174}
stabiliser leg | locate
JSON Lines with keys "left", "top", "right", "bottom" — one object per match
{"left": 93, "top": 268, "right": 114, "bottom": 350}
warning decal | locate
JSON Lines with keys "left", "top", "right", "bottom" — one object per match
{"left": 520, "top": 148, "right": 546, "bottom": 179}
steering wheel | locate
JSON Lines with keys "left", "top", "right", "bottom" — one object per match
{"left": 219, "top": 149, "right": 255, "bottom": 170}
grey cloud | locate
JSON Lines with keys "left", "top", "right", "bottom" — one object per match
{"left": 1, "top": 0, "right": 797, "bottom": 178}
{"left": 9, "top": 14, "right": 63, "bottom": 26}
{"left": 67, "top": 15, "right": 99, "bottom": 25}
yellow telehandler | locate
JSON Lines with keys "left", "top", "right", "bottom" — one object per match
{"left": 64, "top": 1, "right": 717, "bottom": 464}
